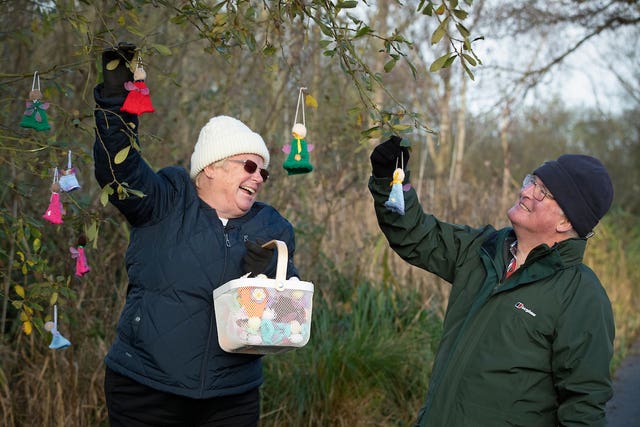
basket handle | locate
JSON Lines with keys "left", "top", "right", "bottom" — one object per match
{"left": 261, "top": 240, "right": 288, "bottom": 283}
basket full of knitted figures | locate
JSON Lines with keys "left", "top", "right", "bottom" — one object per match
{"left": 213, "top": 240, "right": 314, "bottom": 354}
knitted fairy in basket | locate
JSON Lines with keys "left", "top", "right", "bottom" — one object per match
{"left": 283, "top": 87, "right": 314, "bottom": 175}
{"left": 20, "top": 71, "right": 51, "bottom": 132}
{"left": 121, "top": 53, "right": 154, "bottom": 115}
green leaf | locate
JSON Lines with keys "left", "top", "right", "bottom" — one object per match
{"left": 431, "top": 18, "right": 449, "bottom": 45}
{"left": 429, "top": 52, "right": 452, "bottom": 72}
{"left": 152, "top": 44, "right": 172, "bottom": 56}
{"left": 453, "top": 9, "right": 468, "bottom": 20}
{"left": 262, "top": 44, "right": 276, "bottom": 55}
{"left": 463, "top": 63, "right": 475, "bottom": 80}
{"left": 86, "top": 221, "right": 98, "bottom": 243}
{"left": 114, "top": 146, "right": 131, "bottom": 164}
{"left": 443, "top": 55, "right": 457, "bottom": 68}
{"left": 100, "top": 185, "right": 113, "bottom": 207}
{"left": 391, "top": 124, "right": 413, "bottom": 133}
{"left": 383, "top": 58, "right": 397, "bottom": 73}
{"left": 355, "top": 26, "right": 373, "bottom": 38}
{"left": 319, "top": 23, "right": 333, "bottom": 37}
{"left": 127, "top": 189, "right": 147, "bottom": 199}
{"left": 421, "top": 3, "right": 434, "bottom": 16}
{"left": 462, "top": 53, "right": 477, "bottom": 66}
{"left": 106, "top": 59, "right": 120, "bottom": 71}
{"left": 456, "top": 22, "right": 470, "bottom": 38}
{"left": 336, "top": 1, "right": 358, "bottom": 8}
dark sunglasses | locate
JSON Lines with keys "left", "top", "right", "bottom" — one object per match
{"left": 227, "top": 159, "right": 269, "bottom": 182}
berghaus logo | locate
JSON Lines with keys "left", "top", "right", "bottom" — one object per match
{"left": 515, "top": 302, "right": 536, "bottom": 317}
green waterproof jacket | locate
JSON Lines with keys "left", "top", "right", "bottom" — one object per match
{"left": 369, "top": 177, "right": 614, "bottom": 427}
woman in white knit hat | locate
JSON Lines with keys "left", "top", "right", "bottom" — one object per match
{"left": 94, "top": 44, "right": 299, "bottom": 427}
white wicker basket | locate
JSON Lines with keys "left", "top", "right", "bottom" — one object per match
{"left": 213, "top": 240, "right": 314, "bottom": 354}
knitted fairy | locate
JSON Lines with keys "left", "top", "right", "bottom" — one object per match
{"left": 121, "top": 54, "right": 154, "bottom": 115}
{"left": 384, "top": 167, "right": 406, "bottom": 215}
{"left": 283, "top": 123, "right": 314, "bottom": 175}
{"left": 42, "top": 168, "right": 64, "bottom": 224}
{"left": 282, "top": 87, "right": 314, "bottom": 175}
{"left": 70, "top": 235, "right": 91, "bottom": 277}
{"left": 44, "top": 305, "right": 71, "bottom": 350}
{"left": 20, "top": 71, "right": 51, "bottom": 132}
{"left": 59, "top": 150, "right": 81, "bottom": 192}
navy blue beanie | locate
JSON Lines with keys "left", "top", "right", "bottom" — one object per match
{"left": 534, "top": 154, "right": 614, "bottom": 238}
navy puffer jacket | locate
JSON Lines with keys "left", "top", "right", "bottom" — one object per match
{"left": 94, "top": 84, "right": 298, "bottom": 399}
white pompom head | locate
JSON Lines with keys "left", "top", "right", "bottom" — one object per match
{"left": 292, "top": 123, "right": 307, "bottom": 139}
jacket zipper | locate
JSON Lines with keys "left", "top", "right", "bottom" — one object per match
{"left": 198, "top": 222, "right": 232, "bottom": 396}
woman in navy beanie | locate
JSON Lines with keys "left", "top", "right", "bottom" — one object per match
{"left": 369, "top": 138, "right": 615, "bottom": 426}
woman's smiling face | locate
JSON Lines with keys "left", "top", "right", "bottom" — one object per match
{"left": 199, "top": 153, "right": 267, "bottom": 219}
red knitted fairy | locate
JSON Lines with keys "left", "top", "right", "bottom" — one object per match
{"left": 121, "top": 54, "right": 154, "bottom": 116}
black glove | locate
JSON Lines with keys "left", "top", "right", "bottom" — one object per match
{"left": 101, "top": 42, "right": 136, "bottom": 98}
{"left": 243, "top": 240, "right": 275, "bottom": 277}
{"left": 370, "top": 135, "right": 410, "bottom": 178}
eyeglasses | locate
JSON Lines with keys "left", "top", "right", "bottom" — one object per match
{"left": 522, "top": 174, "right": 554, "bottom": 201}
{"left": 227, "top": 159, "right": 269, "bottom": 182}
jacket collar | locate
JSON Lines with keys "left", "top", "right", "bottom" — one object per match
{"left": 482, "top": 227, "right": 587, "bottom": 271}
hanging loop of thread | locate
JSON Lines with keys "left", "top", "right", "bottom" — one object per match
{"left": 293, "top": 86, "right": 307, "bottom": 127}
{"left": 52, "top": 167, "right": 59, "bottom": 184}
{"left": 394, "top": 151, "right": 404, "bottom": 170}
{"left": 31, "top": 71, "right": 40, "bottom": 92}
{"left": 53, "top": 304, "right": 59, "bottom": 329}
{"left": 67, "top": 150, "right": 72, "bottom": 169}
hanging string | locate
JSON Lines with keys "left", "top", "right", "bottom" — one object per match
{"left": 52, "top": 167, "right": 59, "bottom": 185}
{"left": 53, "top": 304, "right": 59, "bottom": 329}
{"left": 32, "top": 71, "right": 40, "bottom": 92}
{"left": 67, "top": 150, "right": 72, "bottom": 169}
{"left": 293, "top": 87, "right": 307, "bottom": 127}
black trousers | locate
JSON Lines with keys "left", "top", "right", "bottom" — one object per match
{"left": 104, "top": 367, "right": 260, "bottom": 427}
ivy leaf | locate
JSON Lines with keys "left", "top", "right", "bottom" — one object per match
{"left": 114, "top": 146, "right": 131, "bottom": 164}
{"left": 50, "top": 292, "right": 58, "bottom": 306}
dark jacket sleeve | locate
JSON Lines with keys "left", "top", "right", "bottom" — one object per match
{"left": 368, "top": 176, "right": 493, "bottom": 283}
{"left": 93, "top": 83, "right": 177, "bottom": 227}
{"left": 553, "top": 267, "right": 615, "bottom": 426}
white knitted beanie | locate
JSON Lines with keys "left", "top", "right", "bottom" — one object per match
{"left": 189, "top": 116, "right": 270, "bottom": 179}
